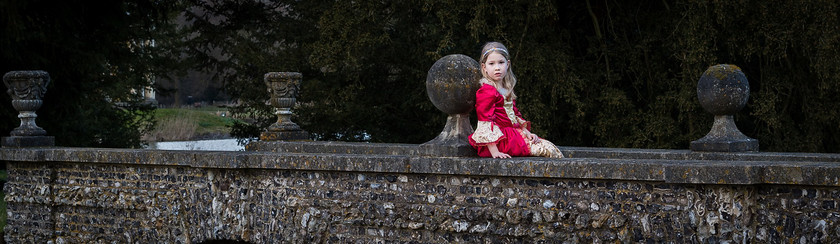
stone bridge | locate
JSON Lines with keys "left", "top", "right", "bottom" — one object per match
{"left": 2, "top": 142, "right": 840, "bottom": 243}
{"left": 2, "top": 63, "right": 840, "bottom": 243}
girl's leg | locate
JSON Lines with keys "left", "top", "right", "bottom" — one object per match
{"left": 529, "top": 139, "right": 564, "bottom": 158}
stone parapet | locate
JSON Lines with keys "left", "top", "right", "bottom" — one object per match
{"left": 3, "top": 145, "right": 839, "bottom": 185}
{"left": 246, "top": 141, "right": 478, "bottom": 157}
{"left": 2, "top": 144, "right": 840, "bottom": 243}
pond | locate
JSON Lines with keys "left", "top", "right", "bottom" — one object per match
{"left": 149, "top": 139, "right": 245, "bottom": 151}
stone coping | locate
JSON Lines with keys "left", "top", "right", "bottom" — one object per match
{"left": 1, "top": 143, "right": 840, "bottom": 186}
{"left": 248, "top": 141, "right": 840, "bottom": 162}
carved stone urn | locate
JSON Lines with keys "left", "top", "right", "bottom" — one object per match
{"left": 2, "top": 70, "right": 55, "bottom": 147}
{"left": 260, "top": 72, "right": 310, "bottom": 141}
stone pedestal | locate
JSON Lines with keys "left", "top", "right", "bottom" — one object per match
{"left": 259, "top": 130, "right": 310, "bottom": 141}
{"left": 690, "top": 115, "right": 758, "bottom": 152}
{"left": 2, "top": 136, "right": 55, "bottom": 148}
{"left": 690, "top": 64, "right": 758, "bottom": 152}
{"left": 422, "top": 54, "right": 482, "bottom": 156}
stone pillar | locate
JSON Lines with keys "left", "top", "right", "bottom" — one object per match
{"left": 2, "top": 70, "right": 55, "bottom": 147}
{"left": 259, "top": 72, "right": 310, "bottom": 141}
{"left": 420, "top": 54, "right": 482, "bottom": 156}
{"left": 690, "top": 64, "right": 758, "bottom": 152}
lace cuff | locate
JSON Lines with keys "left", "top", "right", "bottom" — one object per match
{"left": 471, "top": 121, "right": 505, "bottom": 145}
{"left": 517, "top": 117, "right": 531, "bottom": 131}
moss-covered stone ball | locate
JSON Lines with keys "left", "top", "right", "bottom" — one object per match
{"left": 426, "top": 54, "right": 482, "bottom": 115}
{"left": 697, "top": 64, "right": 750, "bottom": 115}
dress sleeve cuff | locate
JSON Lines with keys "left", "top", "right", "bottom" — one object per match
{"left": 517, "top": 117, "right": 531, "bottom": 131}
{"left": 471, "top": 121, "right": 505, "bottom": 145}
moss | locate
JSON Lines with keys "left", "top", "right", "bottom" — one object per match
{"left": 705, "top": 64, "right": 744, "bottom": 81}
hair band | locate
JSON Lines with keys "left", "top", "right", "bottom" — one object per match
{"left": 482, "top": 47, "right": 509, "bottom": 58}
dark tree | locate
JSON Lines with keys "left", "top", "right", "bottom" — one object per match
{"left": 17, "top": 0, "right": 835, "bottom": 152}
{"left": 185, "top": 0, "right": 840, "bottom": 152}
{"left": 1, "top": 0, "right": 184, "bottom": 147}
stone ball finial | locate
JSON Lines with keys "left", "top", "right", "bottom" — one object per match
{"left": 697, "top": 64, "right": 750, "bottom": 115}
{"left": 691, "top": 64, "right": 758, "bottom": 152}
{"left": 425, "top": 54, "right": 482, "bottom": 115}
{"left": 421, "top": 54, "right": 481, "bottom": 156}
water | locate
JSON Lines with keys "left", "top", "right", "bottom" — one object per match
{"left": 150, "top": 139, "right": 245, "bottom": 151}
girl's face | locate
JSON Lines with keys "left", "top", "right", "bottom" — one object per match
{"left": 482, "top": 52, "right": 508, "bottom": 83}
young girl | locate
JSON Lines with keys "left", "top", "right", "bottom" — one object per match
{"left": 468, "top": 42, "right": 564, "bottom": 159}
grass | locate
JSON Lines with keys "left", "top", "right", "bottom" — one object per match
{"left": 144, "top": 106, "right": 240, "bottom": 142}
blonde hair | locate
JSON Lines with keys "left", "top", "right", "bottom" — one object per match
{"left": 480, "top": 42, "right": 517, "bottom": 100}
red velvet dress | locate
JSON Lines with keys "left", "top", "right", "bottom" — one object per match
{"left": 469, "top": 79, "right": 563, "bottom": 158}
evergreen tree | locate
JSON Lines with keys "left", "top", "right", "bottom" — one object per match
{"left": 187, "top": 0, "right": 840, "bottom": 152}
{"left": 7, "top": 0, "right": 838, "bottom": 152}
{"left": 0, "top": 0, "right": 184, "bottom": 147}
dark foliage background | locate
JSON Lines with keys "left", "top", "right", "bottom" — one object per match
{"left": 3, "top": 0, "right": 840, "bottom": 152}
{"left": 187, "top": 0, "right": 840, "bottom": 152}
{"left": 1, "top": 0, "right": 184, "bottom": 147}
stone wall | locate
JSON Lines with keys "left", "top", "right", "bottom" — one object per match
{"left": 2, "top": 143, "right": 840, "bottom": 243}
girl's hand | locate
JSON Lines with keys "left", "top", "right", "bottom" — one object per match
{"left": 491, "top": 151, "right": 511, "bottom": 158}
{"left": 527, "top": 132, "right": 540, "bottom": 144}
{"left": 487, "top": 143, "right": 511, "bottom": 158}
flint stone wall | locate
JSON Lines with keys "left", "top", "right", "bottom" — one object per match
{"left": 2, "top": 142, "right": 840, "bottom": 243}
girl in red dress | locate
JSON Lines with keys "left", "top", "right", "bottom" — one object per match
{"left": 468, "top": 42, "right": 564, "bottom": 159}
